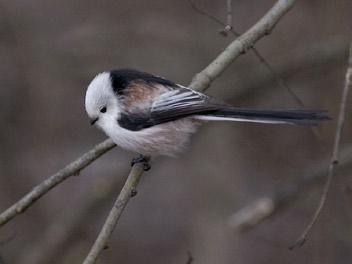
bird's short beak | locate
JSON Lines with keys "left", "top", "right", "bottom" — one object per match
{"left": 90, "top": 117, "right": 99, "bottom": 126}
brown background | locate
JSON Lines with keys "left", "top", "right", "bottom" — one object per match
{"left": 0, "top": 0, "right": 351, "bottom": 263}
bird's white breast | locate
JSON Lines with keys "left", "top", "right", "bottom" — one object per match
{"left": 100, "top": 114, "right": 200, "bottom": 156}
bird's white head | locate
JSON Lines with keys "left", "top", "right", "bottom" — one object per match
{"left": 85, "top": 72, "right": 119, "bottom": 128}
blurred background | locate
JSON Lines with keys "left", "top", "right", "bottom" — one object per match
{"left": 0, "top": 0, "right": 351, "bottom": 263}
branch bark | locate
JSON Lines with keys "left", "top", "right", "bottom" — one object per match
{"left": 82, "top": 162, "right": 145, "bottom": 264}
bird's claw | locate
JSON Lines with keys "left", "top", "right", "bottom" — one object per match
{"left": 131, "top": 154, "right": 151, "bottom": 171}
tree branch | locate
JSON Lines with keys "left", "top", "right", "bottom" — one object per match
{"left": 0, "top": 139, "right": 116, "bottom": 227}
{"left": 83, "top": 0, "right": 297, "bottom": 262}
{"left": 82, "top": 162, "right": 145, "bottom": 264}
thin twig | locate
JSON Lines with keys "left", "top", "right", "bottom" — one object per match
{"left": 250, "top": 48, "right": 306, "bottom": 107}
{"left": 189, "top": 0, "right": 237, "bottom": 34}
{"left": 83, "top": 1, "right": 296, "bottom": 262}
{"left": 219, "top": 0, "right": 233, "bottom": 36}
{"left": 236, "top": 36, "right": 348, "bottom": 100}
{"left": 0, "top": 139, "right": 116, "bottom": 227}
{"left": 82, "top": 162, "right": 146, "bottom": 264}
{"left": 289, "top": 42, "right": 352, "bottom": 250}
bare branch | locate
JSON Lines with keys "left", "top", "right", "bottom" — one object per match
{"left": 189, "top": 0, "right": 240, "bottom": 36}
{"left": 83, "top": 1, "right": 297, "bottom": 262}
{"left": 0, "top": 0, "right": 296, "bottom": 229}
{"left": 82, "top": 162, "right": 146, "bottom": 264}
{"left": 0, "top": 139, "right": 116, "bottom": 227}
{"left": 290, "top": 41, "right": 352, "bottom": 249}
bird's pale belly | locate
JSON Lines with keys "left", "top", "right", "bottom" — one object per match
{"left": 106, "top": 118, "right": 200, "bottom": 156}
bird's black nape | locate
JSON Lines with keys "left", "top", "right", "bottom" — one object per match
{"left": 109, "top": 69, "right": 177, "bottom": 95}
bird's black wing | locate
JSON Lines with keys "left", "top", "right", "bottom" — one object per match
{"left": 149, "top": 88, "right": 225, "bottom": 123}
{"left": 117, "top": 87, "right": 225, "bottom": 131}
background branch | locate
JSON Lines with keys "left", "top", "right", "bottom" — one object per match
{"left": 228, "top": 144, "right": 352, "bottom": 232}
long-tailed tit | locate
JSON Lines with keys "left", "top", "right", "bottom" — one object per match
{"left": 85, "top": 69, "right": 329, "bottom": 165}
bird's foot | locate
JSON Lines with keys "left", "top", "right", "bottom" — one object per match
{"left": 131, "top": 154, "right": 151, "bottom": 171}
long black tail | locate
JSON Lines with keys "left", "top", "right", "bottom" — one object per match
{"left": 196, "top": 107, "right": 330, "bottom": 126}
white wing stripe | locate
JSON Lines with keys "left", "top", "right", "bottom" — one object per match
{"left": 152, "top": 89, "right": 207, "bottom": 111}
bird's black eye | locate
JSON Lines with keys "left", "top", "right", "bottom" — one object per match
{"left": 100, "top": 106, "right": 107, "bottom": 113}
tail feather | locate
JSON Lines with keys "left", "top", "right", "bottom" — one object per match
{"left": 195, "top": 107, "right": 330, "bottom": 126}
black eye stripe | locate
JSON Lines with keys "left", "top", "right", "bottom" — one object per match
{"left": 100, "top": 106, "right": 107, "bottom": 113}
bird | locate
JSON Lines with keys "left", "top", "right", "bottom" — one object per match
{"left": 85, "top": 69, "right": 329, "bottom": 169}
